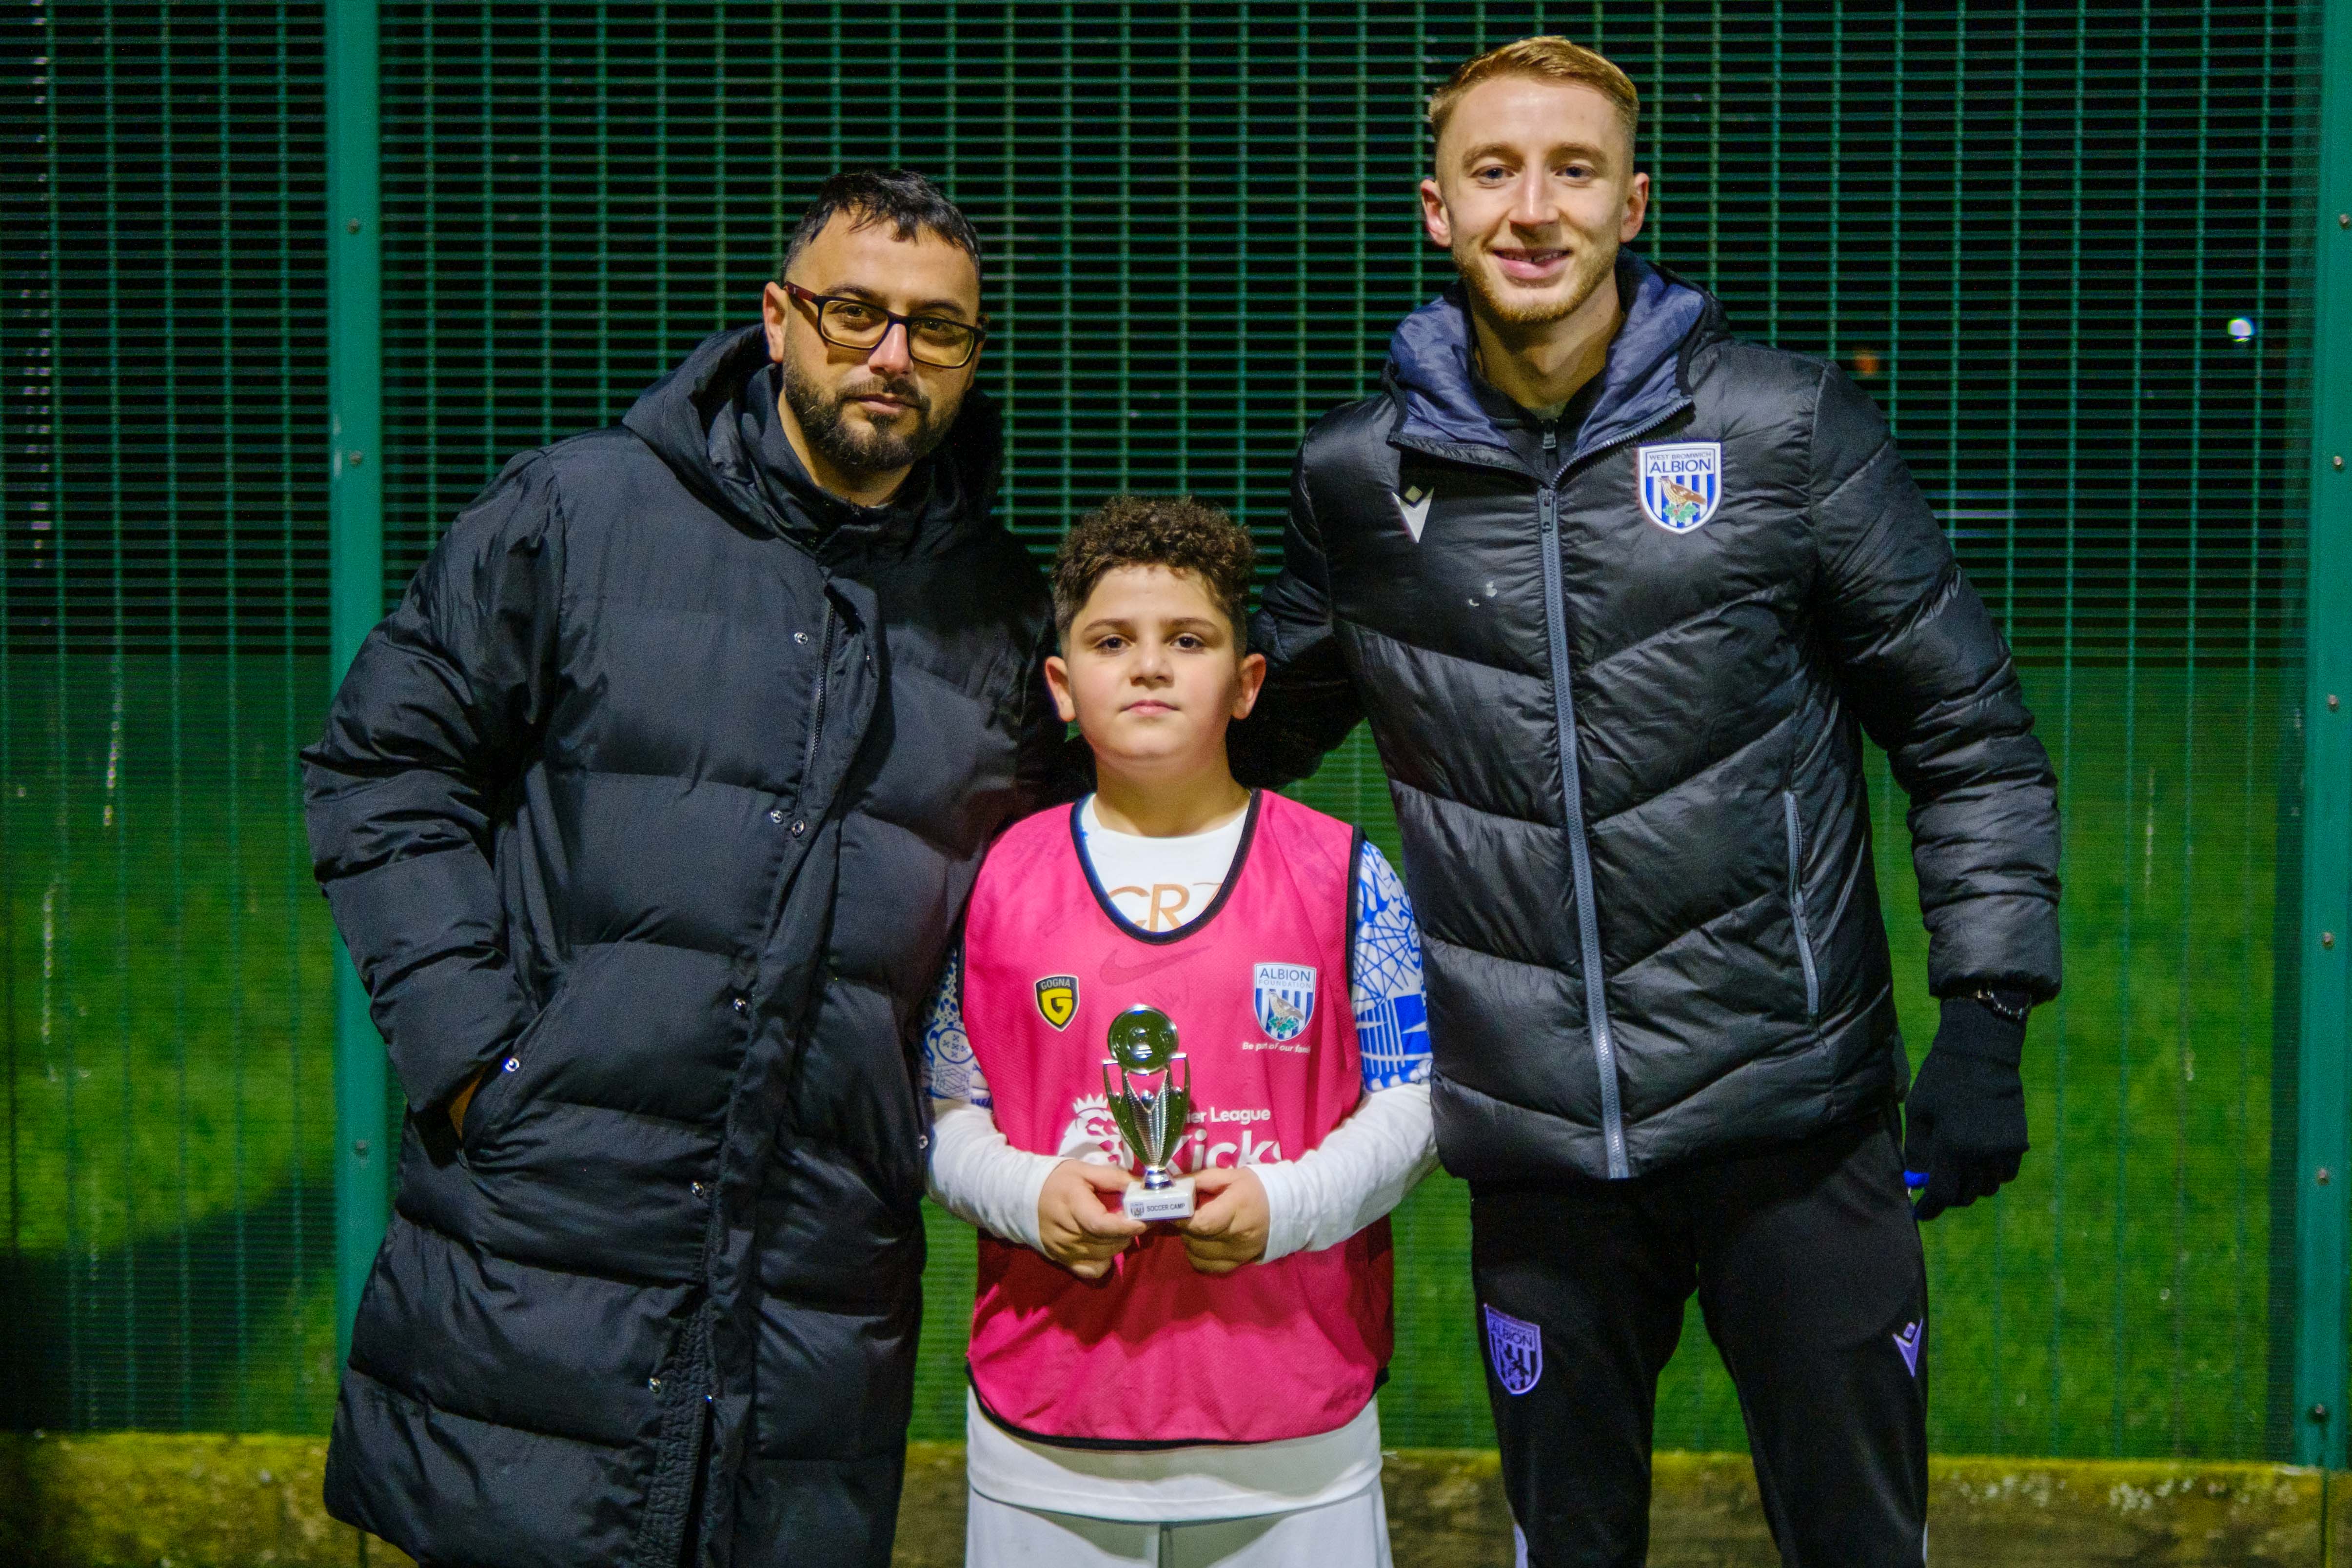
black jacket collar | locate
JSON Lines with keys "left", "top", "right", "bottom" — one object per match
{"left": 1384, "top": 253, "right": 1715, "bottom": 476}
{"left": 621, "top": 323, "right": 1003, "bottom": 567}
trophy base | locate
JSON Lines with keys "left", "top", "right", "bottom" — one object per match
{"left": 1124, "top": 1175, "right": 1196, "bottom": 1223}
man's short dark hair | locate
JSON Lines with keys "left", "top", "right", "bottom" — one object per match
{"left": 779, "top": 169, "right": 985, "bottom": 287}
{"left": 1053, "top": 496, "right": 1256, "bottom": 652}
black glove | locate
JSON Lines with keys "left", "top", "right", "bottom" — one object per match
{"left": 1902, "top": 994, "right": 2030, "bottom": 1221}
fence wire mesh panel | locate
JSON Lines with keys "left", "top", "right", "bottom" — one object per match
{"left": 0, "top": 0, "right": 2320, "bottom": 1461}
{"left": 1, "top": 3, "right": 337, "bottom": 1432}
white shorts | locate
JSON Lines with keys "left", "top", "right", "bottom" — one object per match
{"left": 963, "top": 1483, "right": 1394, "bottom": 1568}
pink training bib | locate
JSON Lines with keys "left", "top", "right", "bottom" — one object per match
{"left": 960, "top": 791, "right": 1394, "bottom": 1446}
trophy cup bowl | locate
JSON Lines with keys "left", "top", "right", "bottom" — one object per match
{"left": 1104, "top": 1004, "right": 1196, "bottom": 1222}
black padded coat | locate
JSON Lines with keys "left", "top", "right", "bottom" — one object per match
{"left": 1233, "top": 257, "right": 2061, "bottom": 1184}
{"left": 303, "top": 326, "right": 1060, "bottom": 1568}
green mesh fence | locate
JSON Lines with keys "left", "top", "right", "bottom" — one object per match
{"left": 0, "top": 0, "right": 2321, "bottom": 1462}
{"left": 2, "top": 5, "right": 338, "bottom": 1431}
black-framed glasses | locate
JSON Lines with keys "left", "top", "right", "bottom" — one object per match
{"left": 783, "top": 282, "right": 989, "bottom": 369}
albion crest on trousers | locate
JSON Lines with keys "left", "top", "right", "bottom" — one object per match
{"left": 1638, "top": 441, "right": 1723, "bottom": 533}
{"left": 1484, "top": 1304, "right": 1543, "bottom": 1395}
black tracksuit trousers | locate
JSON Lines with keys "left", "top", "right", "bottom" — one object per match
{"left": 1471, "top": 1113, "right": 1929, "bottom": 1568}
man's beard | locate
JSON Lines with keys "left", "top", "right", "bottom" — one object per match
{"left": 1454, "top": 236, "right": 1619, "bottom": 329}
{"left": 779, "top": 358, "right": 956, "bottom": 481}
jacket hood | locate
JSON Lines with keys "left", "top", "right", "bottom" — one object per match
{"left": 621, "top": 323, "right": 1004, "bottom": 558}
{"left": 1385, "top": 253, "right": 1714, "bottom": 468}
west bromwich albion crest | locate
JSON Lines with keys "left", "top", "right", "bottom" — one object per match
{"left": 1252, "top": 962, "right": 1317, "bottom": 1041}
{"left": 1484, "top": 1304, "right": 1543, "bottom": 1395}
{"left": 1637, "top": 441, "right": 1723, "bottom": 533}
{"left": 1034, "top": 975, "right": 1079, "bottom": 1031}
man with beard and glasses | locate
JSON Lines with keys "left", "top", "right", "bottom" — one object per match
{"left": 305, "top": 169, "right": 1068, "bottom": 1568}
{"left": 1230, "top": 37, "right": 2060, "bottom": 1568}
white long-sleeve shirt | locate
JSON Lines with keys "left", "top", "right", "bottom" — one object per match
{"left": 921, "top": 795, "right": 1439, "bottom": 1522}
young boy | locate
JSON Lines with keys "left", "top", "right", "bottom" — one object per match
{"left": 921, "top": 495, "right": 1439, "bottom": 1568}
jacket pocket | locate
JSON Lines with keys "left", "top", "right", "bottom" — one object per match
{"left": 1783, "top": 790, "right": 1821, "bottom": 1020}
{"left": 460, "top": 951, "right": 598, "bottom": 1160}
{"left": 458, "top": 1036, "right": 534, "bottom": 1161}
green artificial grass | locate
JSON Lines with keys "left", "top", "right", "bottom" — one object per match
{"left": 1, "top": 658, "right": 2293, "bottom": 1457}
{"left": 0, "top": 656, "right": 339, "bottom": 1432}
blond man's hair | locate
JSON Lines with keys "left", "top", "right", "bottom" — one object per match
{"left": 1425, "top": 36, "right": 1641, "bottom": 155}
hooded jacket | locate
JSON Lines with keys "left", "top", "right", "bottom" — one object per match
{"left": 303, "top": 326, "right": 1061, "bottom": 1568}
{"left": 1233, "top": 257, "right": 2060, "bottom": 1183}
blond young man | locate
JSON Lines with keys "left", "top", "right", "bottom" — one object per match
{"left": 1234, "top": 40, "right": 2060, "bottom": 1568}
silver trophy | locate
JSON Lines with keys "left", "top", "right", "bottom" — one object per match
{"left": 1104, "top": 1004, "right": 1196, "bottom": 1221}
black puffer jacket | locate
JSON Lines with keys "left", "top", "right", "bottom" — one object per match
{"left": 303, "top": 326, "right": 1059, "bottom": 1568}
{"left": 1235, "top": 257, "right": 2060, "bottom": 1183}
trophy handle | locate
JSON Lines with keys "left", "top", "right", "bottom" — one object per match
{"left": 1103, "top": 1061, "right": 1147, "bottom": 1170}
{"left": 1162, "top": 1055, "right": 1192, "bottom": 1157}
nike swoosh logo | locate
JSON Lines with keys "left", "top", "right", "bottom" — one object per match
{"left": 1394, "top": 488, "right": 1432, "bottom": 541}
{"left": 1099, "top": 948, "right": 1194, "bottom": 986}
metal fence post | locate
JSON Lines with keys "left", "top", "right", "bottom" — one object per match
{"left": 326, "top": 0, "right": 387, "bottom": 1362}
{"left": 2292, "top": 0, "right": 2352, "bottom": 1473}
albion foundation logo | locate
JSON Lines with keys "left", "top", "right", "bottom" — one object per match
{"left": 1252, "top": 962, "right": 1317, "bottom": 1040}
{"left": 1034, "top": 974, "right": 1078, "bottom": 1031}
{"left": 1637, "top": 441, "right": 1723, "bottom": 533}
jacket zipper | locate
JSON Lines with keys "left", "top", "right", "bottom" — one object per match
{"left": 1782, "top": 790, "right": 1821, "bottom": 1018}
{"left": 1389, "top": 399, "right": 1692, "bottom": 1178}
{"left": 800, "top": 601, "right": 837, "bottom": 802}
{"left": 1537, "top": 423, "right": 1631, "bottom": 1180}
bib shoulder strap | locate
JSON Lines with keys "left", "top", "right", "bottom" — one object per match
{"left": 1250, "top": 790, "right": 1359, "bottom": 889}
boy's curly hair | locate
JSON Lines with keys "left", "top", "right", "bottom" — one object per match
{"left": 1052, "top": 496, "right": 1256, "bottom": 651}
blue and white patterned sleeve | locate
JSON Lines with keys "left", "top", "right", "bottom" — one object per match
{"left": 922, "top": 949, "right": 1050, "bottom": 1247}
{"left": 918, "top": 949, "right": 990, "bottom": 1109}
{"left": 1351, "top": 841, "right": 1431, "bottom": 1093}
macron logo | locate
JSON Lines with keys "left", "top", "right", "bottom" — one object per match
{"left": 1893, "top": 1320, "right": 1922, "bottom": 1377}
{"left": 1394, "top": 484, "right": 1433, "bottom": 542}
